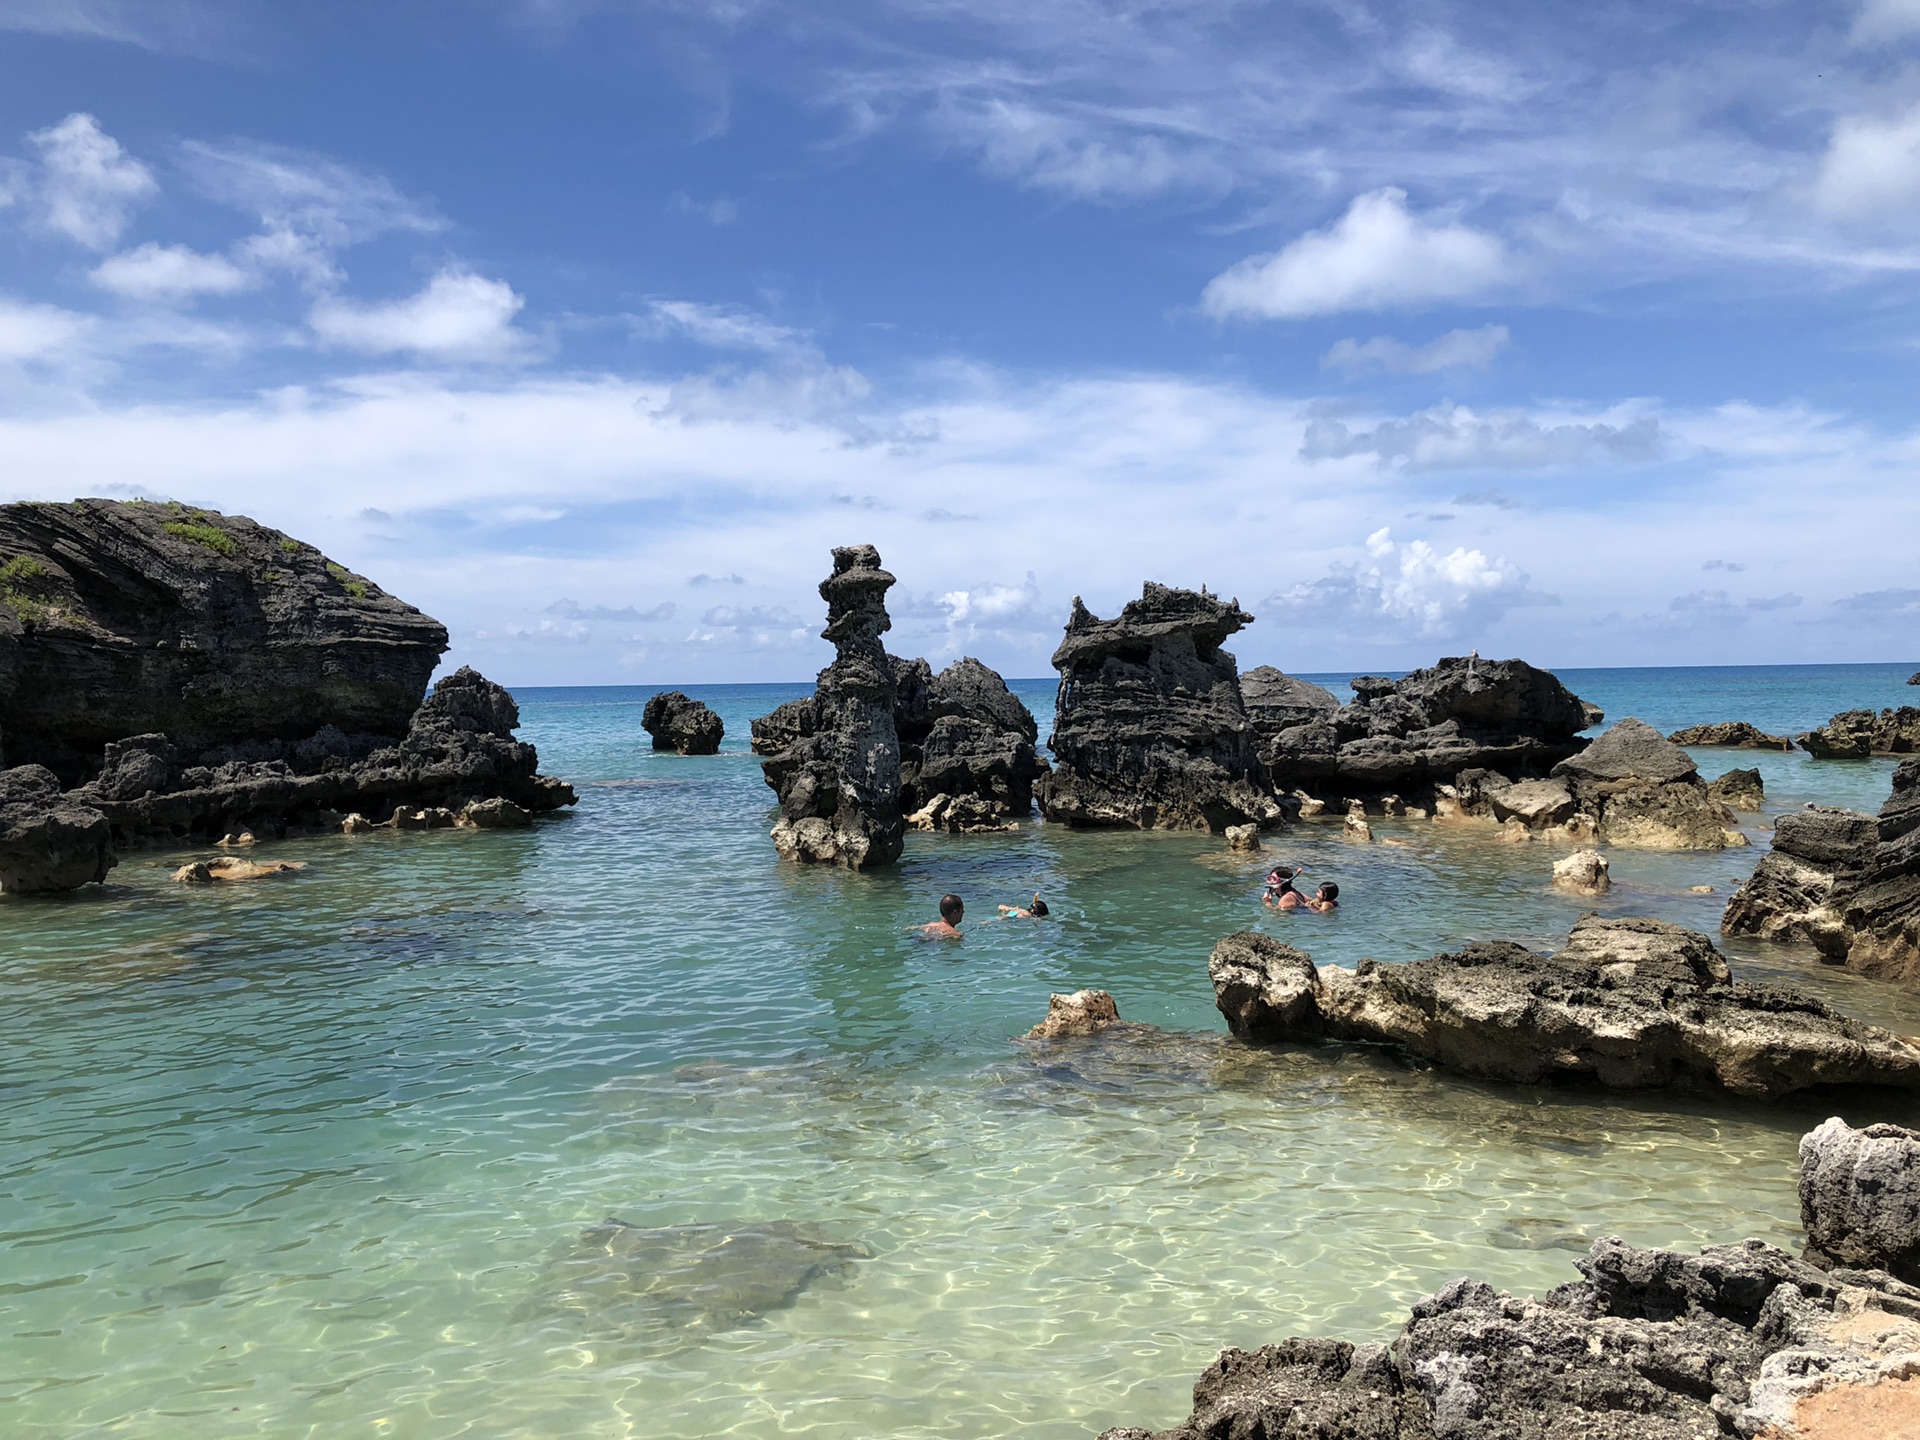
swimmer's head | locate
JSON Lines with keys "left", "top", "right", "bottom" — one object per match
{"left": 939, "top": 893, "right": 964, "bottom": 922}
{"left": 1318, "top": 882, "right": 1339, "bottom": 901}
{"left": 1029, "top": 896, "right": 1050, "bottom": 917}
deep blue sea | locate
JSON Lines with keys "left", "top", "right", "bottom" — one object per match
{"left": 2, "top": 662, "right": 1916, "bottom": 1439}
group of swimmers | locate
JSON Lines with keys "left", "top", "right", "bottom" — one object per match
{"left": 917, "top": 864, "right": 1337, "bottom": 939}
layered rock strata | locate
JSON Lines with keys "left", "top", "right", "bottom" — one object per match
{"left": 0, "top": 499, "right": 446, "bottom": 780}
{"left": 757, "top": 546, "right": 904, "bottom": 869}
{"left": 1801, "top": 706, "right": 1920, "bottom": 759}
{"left": 1266, "top": 655, "right": 1598, "bottom": 805}
{"left": 1097, "top": 1226, "right": 1920, "bottom": 1440}
{"left": 1552, "top": 717, "right": 1744, "bottom": 849}
{"left": 641, "top": 691, "right": 723, "bottom": 755}
{"left": 1038, "top": 584, "right": 1281, "bottom": 832}
{"left": 1669, "top": 721, "right": 1795, "bottom": 750}
{"left": 1209, "top": 915, "right": 1920, "bottom": 1099}
{"left": 895, "top": 655, "right": 1045, "bottom": 831}
{"left": 1724, "top": 760, "right": 1920, "bottom": 981}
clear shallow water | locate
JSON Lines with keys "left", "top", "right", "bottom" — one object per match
{"left": 4, "top": 663, "right": 1919, "bottom": 1440}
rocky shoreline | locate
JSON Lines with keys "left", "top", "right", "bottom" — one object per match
{"left": 0, "top": 500, "right": 573, "bottom": 893}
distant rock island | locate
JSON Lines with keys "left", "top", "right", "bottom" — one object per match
{"left": 0, "top": 499, "right": 573, "bottom": 893}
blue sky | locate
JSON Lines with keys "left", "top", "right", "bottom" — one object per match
{"left": 0, "top": 0, "right": 1917, "bottom": 684}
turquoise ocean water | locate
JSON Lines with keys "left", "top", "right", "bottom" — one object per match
{"left": 3, "top": 662, "right": 1918, "bottom": 1439}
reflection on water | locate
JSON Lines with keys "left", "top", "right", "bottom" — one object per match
{"left": 3, "top": 666, "right": 1919, "bottom": 1439}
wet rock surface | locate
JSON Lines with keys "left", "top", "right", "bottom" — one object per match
{"left": 1553, "top": 718, "right": 1742, "bottom": 850}
{"left": 758, "top": 545, "right": 904, "bottom": 869}
{"left": 896, "top": 655, "right": 1045, "bottom": 828}
{"left": 1038, "top": 583, "right": 1279, "bottom": 832}
{"left": 1266, "top": 655, "right": 1597, "bottom": 804}
{"left": 0, "top": 498, "right": 446, "bottom": 780}
{"left": 1669, "top": 721, "right": 1795, "bottom": 750}
{"left": 0, "top": 763, "right": 115, "bottom": 893}
{"left": 1799, "top": 1118, "right": 1920, "bottom": 1284}
{"left": 1099, "top": 1135, "right": 1920, "bottom": 1440}
{"left": 1209, "top": 916, "right": 1920, "bottom": 1099}
{"left": 642, "top": 691, "right": 724, "bottom": 755}
{"left": 1801, "top": 706, "right": 1920, "bottom": 759}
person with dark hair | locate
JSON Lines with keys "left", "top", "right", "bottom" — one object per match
{"left": 1262, "top": 865, "right": 1307, "bottom": 910}
{"left": 1306, "top": 881, "right": 1339, "bottom": 913}
{"left": 998, "top": 893, "right": 1050, "bottom": 919}
{"left": 915, "top": 893, "right": 965, "bottom": 939}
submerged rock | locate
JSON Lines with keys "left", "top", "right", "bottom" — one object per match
{"left": 1209, "top": 916, "right": 1920, "bottom": 1099}
{"left": 0, "top": 499, "right": 446, "bottom": 780}
{"left": 172, "top": 855, "right": 306, "bottom": 883}
{"left": 549, "top": 1218, "right": 872, "bottom": 1338}
{"left": 641, "top": 691, "right": 724, "bottom": 755}
{"left": 1669, "top": 720, "right": 1795, "bottom": 750}
{"left": 0, "top": 764, "right": 116, "bottom": 894}
{"left": 896, "top": 655, "right": 1045, "bottom": 826}
{"left": 759, "top": 545, "right": 903, "bottom": 869}
{"left": 1038, "top": 583, "right": 1279, "bottom": 832}
{"left": 1266, "top": 655, "right": 1596, "bottom": 804}
{"left": 1099, "top": 1136, "right": 1920, "bottom": 1440}
{"left": 1801, "top": 706, "right": 1920, "bottom": 759}
{"left": 1553, "top": 717, "right": 1742, "bottom": 849}
{"left": 1799, "top": 1117, "right": 1920, "bottom": 1284}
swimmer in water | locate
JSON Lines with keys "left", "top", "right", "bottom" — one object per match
{"left": 997, "top": 893, "right": 1050, "bottom": 919}
{"left": 914, "top": 893, "right": 964, "bottom": 939}
{"left": 1305, "top": 881, "right": 1339, "bottom": 913}
{"left": 1262, "top": 865, "right": 1307, "bottom": 910}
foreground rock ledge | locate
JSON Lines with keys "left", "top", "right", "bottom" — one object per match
{"left": 1209, "top": 915, "right": 1920, "bottom": 1099}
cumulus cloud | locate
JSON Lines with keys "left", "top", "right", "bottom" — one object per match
{"left": 25, "top": 113, "right": 155, "bottom": 250}
{"left": 1816, "top": 104, "right": 1920, "bottom": 219}
{"left": 309, "top": 268, "right": 529, "bottom": 361}
{"left": 544, "top": 598, "right": 675, "bottom": 622}
{"left": 1322, "top": 325, "right": 1510, "bottom": 377}
{"left": 1202, "top": 189, "right": 1507, "bottom": 320}
{"left": 0, "top": 296, "right": 92, "bottom": 360}
{"left": 1303, "top": 404, "right": 1663, "bottom": 471}
{"left": 1263, "top": 528, "right": 1551, "bottom": 642}
{"left": 90, "top": 242, "right": 254, "bottom": 301}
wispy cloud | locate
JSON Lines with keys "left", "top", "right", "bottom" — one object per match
{"left": 1303, "top": 404, "right": 1663, "bottom": 471}
{"left": 1322, "top": 325, "right": 1510, "bottom": 376}
{"left": 90, "top": 242, "right": 254, "bottom": 301}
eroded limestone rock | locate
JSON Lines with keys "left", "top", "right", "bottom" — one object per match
{"left": 1799, "top": 1117, "right": 1920, "bottom": 1284}
{"left": 1710, "top": 766, "right": 1766, "bottom": 813}
{"left": 1026, "top": 989, "right": 1124, "bottom": 1038}
{"left": 0, "top": 764, "right": 116, "bottom": 894}
{"left": 1553, "top": 718, "right": 1741, "bottom": 850}
{"left": 642, "top": 691, "right": 724, "bottom": 755}
{"left": 1802, "top": 707, "right": 1920, "bottom": 760}
{"left": 1670, "top": 721, "right": 1795, "bottom": 750}
{"left": 1552, "top": 849, "right": 1611, "bottom": 896}
{"left": 172, "top": 855, "right": 307, "bottom": 883}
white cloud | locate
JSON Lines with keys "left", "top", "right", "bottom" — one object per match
{"left": 1202, "top": 189, "right": 1508, "bottom": 320}
{"left": 645, "top": 299, "right": 803, "bottom": 353}
{"left": 1322, "top": 325, "right": 1510, "bottom": 377}
{"left": 26, "top": 113, "right": 156, "bottom": 250}
{"left": 309, "top": 269, "right": 529, "bottom": 361}
{"left": 0, "top": 296, "right": 91, "bottom": 361}
{"left": 90, "top": 242, "right": 254, "bottom": 301}
{"left": 1816, "top": 104, "right": 1920, "bottom": 219}
{"left": 939, "top": 95, "right": 1228, "bottom": 202}
{"left": 1262, "top": 527, "right": 1551, "bottom": 642}
{"left": 1302, "top": 403, "right": 1663, "bottom": 470}
{"left": 1852, "top": 0, "right": 1920, "bottom": 42}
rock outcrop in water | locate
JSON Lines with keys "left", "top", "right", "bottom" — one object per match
{"left": 896, "top": 655, "right": 1045, "bottom": 831}
{"left": 1209, "top": 915, "right": 1920, "bottom": 1099}
{"left": 0, "top": 502, "right": 573, "bottom": 887}
{"left": 0, "top": 764, "right": 115, "bottom": 893}
{"left": 757, "top": 545, "right": 904, "bottom": 869}
{"left": 1037, "top": 584, "right": 1281, "bottom": 832}
{"left": 1097, "top": 1218, "right": 1920, "bottom": 1440}
{"left": 1551, "top": 718, "right": 1744, "bottom": 850}
{"left": 1724, "top": 761, "right": 1920, "bottom": 982}
{"left": 1239, "top": 666, "right": 1339, "bottom": 770}
{"left": 1801, "top": 706, "right": 1920, "bottom": 759}
{"left": 1799, "top": 1117, "right": 1920, "bottom": 1285}
{"left": 1669, "top": 720, "right": 1794, "bottom": 750}
{"left": 641, "top": 691, "right": 723, "bottom": 755}
{"left": 1266, "top": 656, "right": 1598, "bottom": 804}
{"left": 1709, "top": 766, "right": 1765, "bottom": 813}
{"left": 0, "top": 498, "right": 446, "bottom": 779}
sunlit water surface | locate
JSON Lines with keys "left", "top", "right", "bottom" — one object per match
{"left": 5, "top": 663, "right": 1919, "bottom": 1439}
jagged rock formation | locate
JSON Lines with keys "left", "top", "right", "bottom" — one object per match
{"left": 1709, "top": 766, "right": 1766, "bottom": 812}
{"left": 1552, "top": 717, "right": 1744, "bottom": 849}
{"left": 1722, "top": 806, "right": 1877, "bottom": 956}
{"left": 1724, "top": 760, "right": 1920, "bottom": 981}
{"left": 67, "top": 666, "right": 575, "bottom": 848}
{"left": 1037, "top": 584, "right": 1281, "bottom": 832}
{"left": 0, "top": 499, "right": 446, "bottom": 781}
{"left": 1209, "top": 915, "right": 1920, "bottom": 1099}
{"left": 895, "top": 655, "right": 1045, "bottom": 831}
{"left": 0, "top": 764, "right": 115, "bottom": 893}
{"left": 1800, "top": 1118, "right": 1920, "bottom": 1285}
{"left": 1097, "top": 1225, "right": 1920, "bottom": 1440}
{"left": 1239, "top": 666, "right": 1339, "bottom": 769}
{"left": 1801, "top": 706, "right": 1920, "bottom": 759}
{"left": 757, "top": 546, "right": 903, "bottom": 869}
{"left": 1266, "top": 655, "right": 1598, "bottom": 804}
{"left": 1669, "top": 721, "right": 1795, "bottom": 750}
{"left": 641, "top": 691, "right": 723, "bottom": 755}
